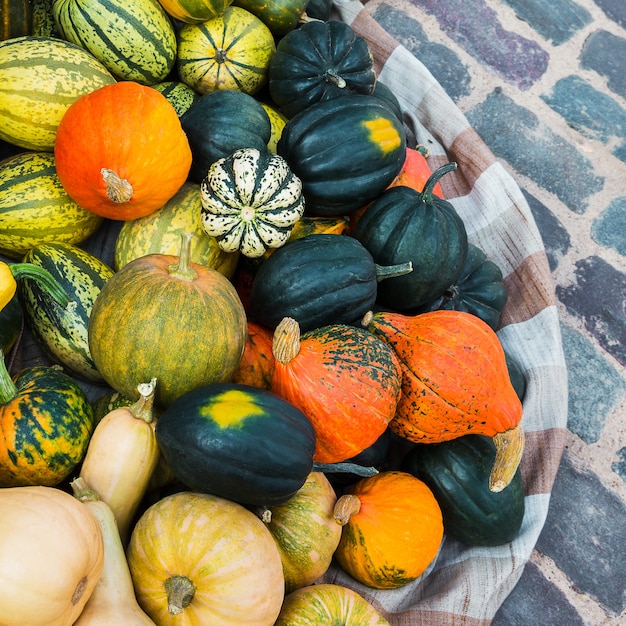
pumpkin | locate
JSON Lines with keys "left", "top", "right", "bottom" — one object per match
{"left": 127, "top": 490, "right": 285, "bottom": 625}
{"left": 88, "top": 233, "right": 247, "bottom": 408}
{"left": 261, "top": 471, "right": 342, "bottom": 593}
{"left": 277, "top": 94, "right": 406, "bottom": 215}
{"left": 54, "top": 81, "right": 192, "bottom": 221}
{"left": 71, "top": 478, "right": 156, "bottom": 625}
{"left": 200, "top": 147, "right": 305, "bottom": 258}
{"left": 353, "top": 162, "right": 469, "bottom": 310}
{"left": 154, "top": 382, "right": 316, "bottom": 506}
{"left": 19, "top": 242, "right": 114, "bottom": 382}
{"left": 177, "top": 6, "right": 276, "bottom": 95}
{"left": 79, "top": 379, "right": 160, "bottom": 545}
{"left": 275, "top": 583, "right": 390, "bottom": 625}
{"left": 0, "top": 358, "right": 94, "bottom": 487}
{"left": 248, "top": 233, "right": 412, "bottom": 332}
{"left": 52, "top": 0, "right": 177, "bottom": 84}
{"left": 333, "top": 471, "right": 443, "bottom": 589}
{"left": 233, "top": 0, "right": 308, "bottom": 37}
{"left": 0, "top": 151, "right": 103, "bottom": 259}
{"left": 181, "top": 89, "right": 272, "bottom": 183}
{"left": 363, "top": 309, "right": 525, "bottom": 492}
{"left": 401, "top": 435, "right": 526, "bottom": 546}
{"left": 0, "top": 485, "right": 104, "bottom": 626}
{"left": 268, "top": 19, "right": 375, "bottom": 118}
{"left": 113, "top": 181, "right": 239, "bottom": 278}
{"left": 157, "top": 0, "right": 234, "bottom": 23}
{"left": 417, "top": 242, "right": 508, "bottom": 330}
{"left": 232, "top": 321, "right": 276, "bottom": 388}
{"left": 271, "top": 317, "right": 403, "bottom": 464}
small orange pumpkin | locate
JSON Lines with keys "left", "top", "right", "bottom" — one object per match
{"left": 363, "top": 309, "right": 524, "bottom": 492}
{"left": 54, "top": 81, "right": 192, "bottom": 220}
{"left": 333, "top": 471, "right": 443, "bottom": 590}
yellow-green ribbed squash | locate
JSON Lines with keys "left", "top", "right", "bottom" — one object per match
{"left": 0, "top": 36, "right": 115, "bottom": 151}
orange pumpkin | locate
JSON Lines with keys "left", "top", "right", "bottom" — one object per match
{"left": 333, "top": 471, "right": 443, "bottom": 589}
{"left": 363, "top": 309, "right": 524, "bottom": 492}
{"left": 232, "top": 321, "right": 275, "bottom": 389}
{"left": 271, "top": 317, "right": 402, "bottom": 464}
{"left": 54, "top": 81, "right": 192, "bottom": 220}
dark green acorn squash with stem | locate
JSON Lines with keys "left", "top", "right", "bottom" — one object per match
{"left": 353, "top": 162, "right": 469, "bottom": 310}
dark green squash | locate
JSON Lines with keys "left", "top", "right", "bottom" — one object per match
{"left": 154, "top": 382, "right": 317, "bottom": 507}
{"left": 353, "top": 163, "right": 468, "bottom": 310}
{"left": 304, "top": 0, "right": 333, "bottom": 21}
{"left": 248, "top": 233, "right": 412, "bottom": 332}
{"left": 0, "top": 293, "right": 22, "bottom": 355}
{"left": 417, "top": 243, "right": 508, "bottom": 330}
{"left": 370, "top": 80, "right": 403, "bottom": 123}
{"left": 505, "top": 349, "right": 526, "bottom": 402}
{"left": 180, "top": 89, "right": 272, "bottom": 183}
{"left": 268, "top": 19, "right": 376, "bottom": 118}
{"left": 401, "top": 434, "right": 525, "bottom": 546}
{"left": 277, "top": 94, "right": 406, "bottom": 216}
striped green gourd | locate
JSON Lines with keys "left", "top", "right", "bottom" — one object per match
{"left": 18, "top": 242, "right": 115, "bottom": 383}
{"left": 151, "top": 80, "right": 200, "bottom": 117}
{"left": 0, "top": 152, "right": 103, "bottom": 259}
{"left": 158, "top": 0, "right": 234, "bottom": 23}
{"left": 114, "top": 181, "right": 240, "bottom": 278}
{"left": 0, "top": 35, "right": 115, "bottom": 151}
{"left": 52, "top": 0, "right": 177, "bottom": 85}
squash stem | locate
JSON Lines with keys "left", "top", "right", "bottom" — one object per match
{"left": 313, "top": 462, "right": 379, "bottom": 477}
{"left": 375, "top": 261, "right": 413, "bottom": 282}
{"left": 165, "top": 575, "right": 196, "bottom": 615}
{"left": 419, "top": 162, "right": 458, "bottom": 203}
{"left": 130, "top": 378, "right": 157, "bottom": 423}
{"left": 333, "top": 494, "right": 361, "bottom": 526}
{"left": 272, "top": 317, "right": 300, "bottom": 364}
{"left": 0, "top": 350, "right": 18, "bottom": 403}
{"left": 168, "top": 233, "right": 198, "bottom": 282}
{"left": 8, "top": 262, "right": 71, "bottom": 309}
{"left": 70, "top": 477, "right": 100, "bottom": 503}
{"left": 101, "top": 168, "right": 133, "bottom": 204}
{"left": 324, "top": 69, "right": 347, "bottom": 88}
{"left": 489, "top": 423, "right": 525, "bottom": 492}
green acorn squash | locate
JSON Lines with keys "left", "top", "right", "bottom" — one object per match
{"left": 353, "top": 163, "right": 469, "bottom": 310}
{"left": 154, "top": 382, "right": 317, "bottom": 506}
{"left": 401, "top": 435, "right": 526, "bottom": 546}
{"left": 505, "top": 349, "right": 527, "bottom": 402}
{"left": 268, "top": 19, "right": 376, "bottom": 118}
{"left": 277, "top": 94, "right": 406, "bottom": 216}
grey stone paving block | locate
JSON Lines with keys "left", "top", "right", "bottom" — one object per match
{"left": 612, "top": 447, "right": 626, "bottom": 484}
{"left": 536, "top": 451, "right": 626, "bottom": 615}
{"left": 556, "top": 256, "right": 626, "bottom": 366}
{"left": 591, "top": 197, "right": 626, "bottom": 257}
{"left": 559, "top": 323, "right": 626, "bottom": 443}
{"left": 407, "top": 0, "right": 549, "bottom": 89}
{"left": 541, "top": 75, "right": 626, "bottom": 163}
{"left": 493, "top": 560, "right": 586, "bottom": 625}
{"left": 466, "top": 89, "right": 605, "bottom": 214}
{"left": 593, "top": 0, "right": 626, "bottom": 29}
{"left": 500, "top": 0, "right": 591, "bottom": 45}
{"left": 581, "top": 29, "right": 626, "bottom": 101}
{"left": 372, "top": 3, "right": 471, "bottom": 101}
{"left": 522, "top": 189, "right": 571, "bottom": 272}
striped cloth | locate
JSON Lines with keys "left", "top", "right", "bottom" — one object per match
{"left": 318, "top": 1, "right": 569, "bottom": 623}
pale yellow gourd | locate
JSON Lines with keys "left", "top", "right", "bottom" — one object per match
{"left": 79, "top": 378, "right": 160, "bottom": 544}
{"left": 71, "top": 478, "right": 156, "bottom": 625}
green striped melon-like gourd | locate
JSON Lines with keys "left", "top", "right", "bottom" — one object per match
{"left": 53, "top": 0, "right": 177, "bottom": 85}
{"left": 151, "top": 81, "right": 200, "bottom": 117}
{"left": 157, "top": 0, "right": 234, "bottom": 23}
{"left": 18, "top": 242, "right": 115, "bottom": 383}
{"left": 114, "top": 181, "right": 240, "bottom": 278}
{"left": 0, "top": 35, "right": 116, "bottom": 150}
{"left": 0, "top": 152, "right": 103, "bottom": 259}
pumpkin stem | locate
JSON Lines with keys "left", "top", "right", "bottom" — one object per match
{"left": 375, "top": 261, "right": 413, "bottom": 282}
{"left": 324, "top": 69, "right": 347, "bottom": 89}
{"left": 415, "top": 143, "right": 430, "bottom": 158}
{"left": 101, "top": 168, "right": 133, "bottom": 204}
{"left": 130, "top": 378, "right": 157, "bottom": 424}
{"left": 419, "top": 162, "right": 457, "bottom": 202}
{"left": 70, "top": 477, "right": 100, "bottom": 503}
{"left": 164, "top": 575, "right": 196, "bottom": 615}
{"left": 0, "top": 350, "right": 18, "bottom": 403}
{"left": 360, "top": 310, "right": 374, "bottom": 329}
{"left": 333, "top": 494, "right": 361, "bottom": 526}
{"left": 489, "top": 423, "right": 525, "bottom": 492}
{"left": 272, "top": 317, "right": 301, "bottom": 364}
{"left": 313, "top": 462, "right": 379, "bottom": 477}
{"left": 7, "top": 262, "right": 72, "bottom": 309}
{"left": 168, "top": 233, "right": 198, "bottom": 282}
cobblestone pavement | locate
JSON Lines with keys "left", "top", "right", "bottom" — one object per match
{"left": 365, "top": 0, "right": 626, "bottom": 623}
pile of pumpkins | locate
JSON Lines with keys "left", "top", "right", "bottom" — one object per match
{"left": 0, "top": 0, "right": 528, "bottom": 624}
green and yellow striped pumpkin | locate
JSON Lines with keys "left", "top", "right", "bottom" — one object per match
{"left": 0, "top": 35, "right": 116, "bottom": 151}
{"left": 0, "top": 151, "right": 103, "bottom": 258}
{"left": 157, "top": 0, "right": 234, "bottom": 23}
{"left": 52, "top": 0, "right": 177, "bottom": 84}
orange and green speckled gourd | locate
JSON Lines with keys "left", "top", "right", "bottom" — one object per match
{"left": 362, "top": 309, "right": 525, "bottom": 492}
